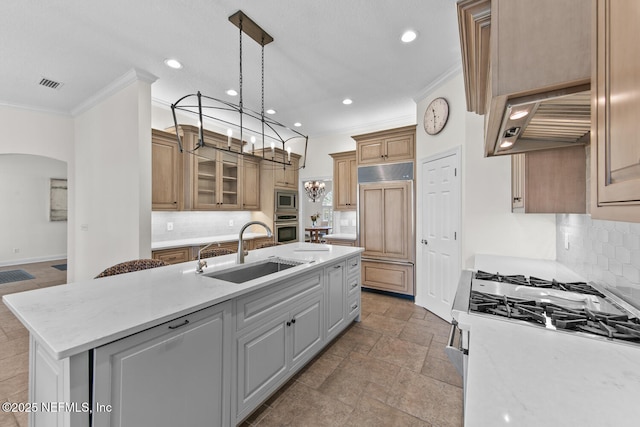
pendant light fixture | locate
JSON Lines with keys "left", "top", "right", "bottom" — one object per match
{"left": 304, "top": 181, "right": 326, "bottom": 202}
{"left": 170, "top": 10, "right": 308, "bottom": 170}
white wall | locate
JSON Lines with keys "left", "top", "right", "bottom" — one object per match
{"left": 0, "top": 105, "right": 74, "bottom": 272}
{"left": 414, "top": 71, "right": 556, "bottom": 307}
{"left": 74, "top": 79, "right": 153, "bottom": 280}
{"left": 0, "top": 154, "right": 67, "bottom": 265}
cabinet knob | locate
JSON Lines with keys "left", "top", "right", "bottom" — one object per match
{"left": 286, "top": 321, "right": 291, "bottom": 327}
{"left": 421, "top": 239, "right": 428, "bottom": 245}
{"left": 291, "top": 318, "right": 296, "bottom": 324}
{"left": 334, "top": 265, "right": 342, "bottom": 269}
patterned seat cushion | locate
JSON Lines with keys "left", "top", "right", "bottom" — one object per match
{"left": 95, "top": 259, "right": 168, "bottom": 278}
{"left": 199, "top": 247, "right": 234, "bottom": 259}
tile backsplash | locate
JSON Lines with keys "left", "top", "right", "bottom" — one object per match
{"left": 152, "top": 211, "right": 252, "bottom": 242}
{"left": 556, "top": 214, "right": 640, "bottom": 307}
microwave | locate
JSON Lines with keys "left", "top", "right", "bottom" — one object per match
{"left": 275, "top": 190, "right": 298, "bottom": 212}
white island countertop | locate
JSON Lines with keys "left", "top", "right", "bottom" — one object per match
{"left": 462, "top": 254, "right": 640, "bottom": 426}
{"left": 3, "top": 243, "right": 363, "bottom": 360}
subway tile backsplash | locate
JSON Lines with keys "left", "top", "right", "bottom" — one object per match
{"left": 556, "top": 214, "right": 640, "bottom": 308}
{"left": 152, "top": 211, "right": 252, "bottom": 242}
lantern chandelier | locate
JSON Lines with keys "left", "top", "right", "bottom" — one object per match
{"left": 170, "top": 10, "right": 308, "bottom": 169}
{"left": 304, "top": 181, "right": 326, "bottom": 202}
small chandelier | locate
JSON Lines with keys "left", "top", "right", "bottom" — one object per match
{"left": 304, "top": 181, "right": 326, "bottom": 202}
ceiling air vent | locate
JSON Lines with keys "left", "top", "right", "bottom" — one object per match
{"left": 39, "top": 77, "right": 63, "bottom": 90}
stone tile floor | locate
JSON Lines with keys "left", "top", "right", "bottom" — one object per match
{"left": 242, "top": 291, "right": 463, "bottom": 427}
{"left": 0, "top": 259, "right": 67, "bottom": 427}
{"left": 0, "top": 262, "right": 463, "bottom": 427}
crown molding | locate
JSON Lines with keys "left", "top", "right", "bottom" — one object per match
{"left": 0, "top": 101, "right": 71, "bottom": 117}
{"left": 71, "top": 68, "right": 158, "bottom": 117}
{"left": 413, "top": 63, "right": 462, "bottom": 102}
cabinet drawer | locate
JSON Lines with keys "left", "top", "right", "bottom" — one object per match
{"left": 152, "top": 247, "right": 191, "bottom": 265}
{"left": 347, "top": 275, "right": 360, "bottom": 298}
{"left": 236, "top": 272, "right": 323, "bottom": 331}
{"left": 346, "top": 255, "right": 360, "bottom": 276}
{"left": 347, "top": 294, "right": 360, "bottom": 320}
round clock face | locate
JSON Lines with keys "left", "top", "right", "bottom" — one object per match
{"left": 423, "top": 97, "right": 449, "bottom": 135}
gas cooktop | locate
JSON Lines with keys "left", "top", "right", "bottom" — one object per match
{"left": 469, "top": 271, "right": 640, "bottom": 346}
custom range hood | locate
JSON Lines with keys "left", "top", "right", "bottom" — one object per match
{"left": 491, "top": 84, "right": 591, "bottom": 156}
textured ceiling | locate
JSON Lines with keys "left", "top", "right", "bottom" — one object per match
{"left": 0, "top": 0, "right": 461, "bottom": 137}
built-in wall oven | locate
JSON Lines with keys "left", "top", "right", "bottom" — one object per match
{"left": 274, "top": 212, "right": 298, "bottom": 243}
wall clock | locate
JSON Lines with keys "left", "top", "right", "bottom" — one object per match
{"left": 423, "top": 97, "right": 449, "bottom": 135}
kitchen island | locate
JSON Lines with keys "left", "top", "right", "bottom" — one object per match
{"left": 3, "top": 243, "right": 363, "bottom": 427}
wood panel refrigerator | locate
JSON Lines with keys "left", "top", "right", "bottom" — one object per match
{"left": 357, "top": 162, "right": 415, "bottom": 296}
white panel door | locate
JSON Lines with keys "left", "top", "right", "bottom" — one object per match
{"left": 420, "top": 152, "right": 460, "bottom": 321}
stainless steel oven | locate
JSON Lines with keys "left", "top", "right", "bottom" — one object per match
{"left": 275, "top": 190, "right": 298, "bottom": 212}
{"left": 274, "top": 212, "right": 299, "bottom": 243}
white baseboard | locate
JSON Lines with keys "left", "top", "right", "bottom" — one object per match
{"left": 0, "top": 254, "right": 67, "bottom": 267}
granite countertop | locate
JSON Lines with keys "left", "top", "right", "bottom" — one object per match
{"left": 152, "top": 232, "right": 270, "bottom": 250}
{"left": 463, "top": 254, "right": 640, "bottom": 426}
{"left": 3, "top": 243, "right": 363, "bottom": 360}
{"left": 324, "top": 233, "right": 357, "bottom": 241}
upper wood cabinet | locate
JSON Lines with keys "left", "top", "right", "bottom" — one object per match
{"left": 330, "top": 151, "right": 357, "bottom": 210}
{"left": 152, "top": 129, "right": 183, "bottom": 211}
{"left": 274, "top": 156, "right": 299, "bottom": 190}
{"left": 242, "top": 156, "right": 261, "bottom": 210}
{"left": 511, "top": 146, "right": 586, "bottom": 214}
{"left": 353, "top": 125, "right": 416, "bottom": 165}
{"left": 591, "top": 0, "right": 640, "bottom": 222}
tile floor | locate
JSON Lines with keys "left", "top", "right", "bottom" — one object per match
{"left": 0, "top": 263, "right": 463, "bottom": 427}
{"left": 0, "top": 259, "right": 67, "bottom": 427}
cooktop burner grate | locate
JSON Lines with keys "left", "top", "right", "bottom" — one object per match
{"left": 470, "top": 290, "right": 640, "bottom": 344}
{"left": 474, "top": 271, "right": 605, "bottom": 297}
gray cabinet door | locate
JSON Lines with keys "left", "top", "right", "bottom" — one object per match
{"left": 326, "top": 262, "right": 346, "bottom": 340}
{"left": 236, "top": 312, "right": 289, "bottom": 419}
{"left": 93, "top": 302, "right": 231, "bottom": 427}
{"left": 290, "top": 294, "right": 324, "bottom": 371}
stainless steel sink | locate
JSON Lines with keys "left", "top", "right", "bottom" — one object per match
{"left": 203, "top": 257, "right": 306, "bottom": 283}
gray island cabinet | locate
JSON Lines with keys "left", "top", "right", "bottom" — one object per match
{"left": 3, "top": 243, "right": 363, "bottom": 427}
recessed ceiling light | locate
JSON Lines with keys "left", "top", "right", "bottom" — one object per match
{"left": 226, "top": 89, "right": 238, "bottom": 96}
{"left": 164, "top": 58, "right": 183, "bottom": 69}
{"left": 509, "top": 110, "right": 529, "bottom": 120}
{"left": 401, "top": 30, "right": 418, "bottom": 43}
{"left": 266, "top": 109, "right": 276, "bottom": 115}
{"left": 342, "top": 98, "right": 353, "bottom": 105}
{"left": 294, "top": 122, "right": 302, "bottom": 127}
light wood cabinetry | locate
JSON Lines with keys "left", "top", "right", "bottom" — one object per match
{"left": 151, "top": 247, "right": 191, "bottom": 265}
{"left": 152, "top": 129, "right": 183, "bottom": 210}
{"left": 359, "top": 181, "right": 412, "bottom": 261}
{"left": 457, "top": 0, "right": 491, "bottom": 115}
{"left": 361, "top": 260, "right": 414, "bottom": 296}
{"left": 275, "top": 155, "right": 299, "bottom": 189}
{"left": 354, "top": 125, "right": 416, "bottom": 165}
{"left": 93, "top": 301, "right": 233, "bottom": 427}
{"left": 331, "top": 151, "right": 357, "bottom": 210}
{"left": 457, "top": 0, "right": 591, "bottom": 156}
{"left": 242, "top": 156, "right": 261, "bottom": 210}
{"left": 511, "top": 146, "right": 586, "bottom": 213}
{"left": 591, "top": 0, "right": 640, "bottom": 222}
